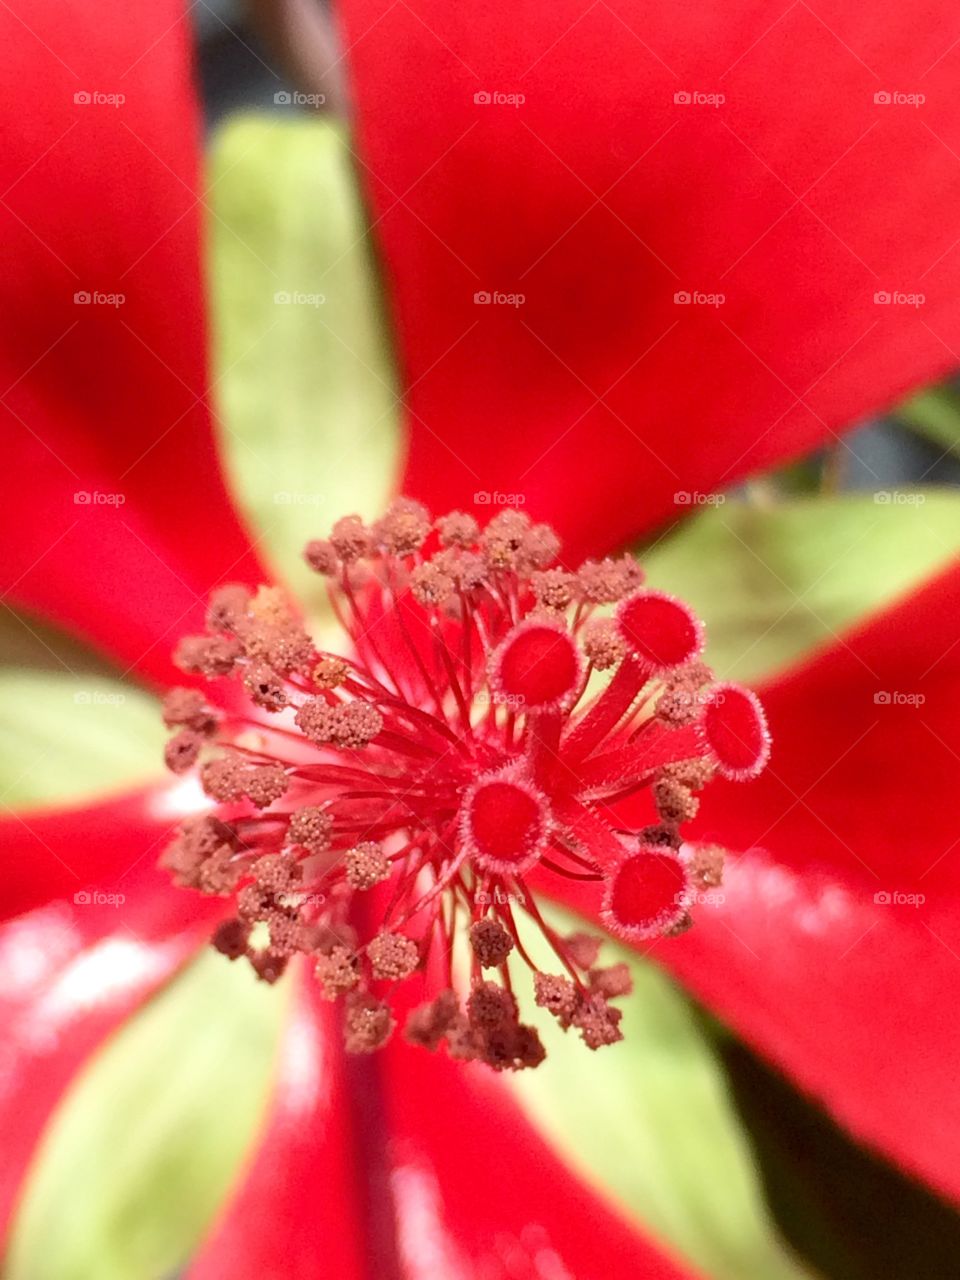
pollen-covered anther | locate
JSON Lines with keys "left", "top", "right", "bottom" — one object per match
{"left": 461, "top": 771, "right": 551, "bottom": 875}
{"left": 249, "top": 951, "right": 288, "bottom": 984}
{"left": 521, "top": 522, "right": 561, "bottom": 571}
{"left": 315, "top": 945, "right": 359, "bottom": 999}
{"left": 244, "top": 763, "right": 288, "bottom": 808}
{"left": 572, "top": 992, "right": 623, "bottom": 1050}
{"left": 164, "top": 729, "right": 203, "bottom": 775}
{"left": 616, "top": 588, "right": 704, "bottom": 676}
{"left": 343, "top": 840, "right": 390, "bottom": 889}
{"left": 160, "top": 814, "right": 241, "bottom": 893}
{"left": 330, "top": 514, "right": 373, "bottom": 562}
{"left": 375, "top": 498, "right": 431, "bottom": 555}
{"left": 660, "top": 757, "right": 716, "bottom": 792}
{"left": 589, "top": 963, "right": 633, "bottom": 998}
{"left": 700, "top": 682, "right": 771, "bottom": 779}
{"left": 434, "top": 547, "right": 485, "bottom": 590}
{"left": 405, "top": 989, "right": 460, "bottom": 1050}
{"left": 577, "top": 555, "right": 644, "bottom": 604}
{"left": 312, "top": 655, "right": 348, "bottom": 689}
{"left": 304, "top": 538, "right": 340, "bottom": 576}
{"left": 602, "top": 842, "right": 693, "bottom": 942}
{"left": 479, "top": 509, "right": 528, "bottom": 565}
{"left": 206, "top": 583, "right": 252, "bottom": 634}
{"left": 467, "top": 980, "right": 519, "bottom": 1030}
{"left": 287, "top": 804, "right": 332, "bottom": 854}
{"left": 242, "top": 662, "right": 287, "bottom": 712}
{"left": 469, "top": 918, "right": 515, "bottom": 968}
{"left": 344, "top": 990, "right": 395, "bottom": 1053}
{"left": 161, "top": 687, "right": 218, "bottom": 735}
{"left": 435, "top": 511, "right": 479, "bottom": 548}
{"left": 686, "top": 841, "right": 726, "bottom": 890}
{"left": 490, "top": 617, "right": 582, "bottom": 712}
{"left": 294, "top": 697, "right": 336, "bottom": 744}
{"left": 531, "top": 568, "right": 576, "bottom": 612}
{"left": 200, "top": 754, "right": 248, "bottom": 802}
{"left": 581, "top": 617, "right": 626, "bottom": 671}
{"left": 330, "top": 701, "right": 383, "bottom": 749}
{"left": 564, "top": 931, "right": 603, "bottom": 969}
{"left": 174, "top": 633, "right": 242, "bottom": 677}
{"left": 367, "top": 931, "right": 420, "bottom": 981}
{"left": 653, "top": 776, "right": 700, "bottom": 825}
{"left": 410, "top": 561, "right": 455, "bottom": 607}
{"left": 533, "top": 973, "right": 580, "bottom": 1028}
{"left": 211, "top": 918, "right": 250, "bottom": 960}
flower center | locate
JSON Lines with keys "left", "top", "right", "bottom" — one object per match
{"left": 159, "top": 501, "right": 769, "bottom": 1070}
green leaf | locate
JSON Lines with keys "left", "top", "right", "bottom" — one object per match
{"left": 643, "top": 492, "right": 960, "bottom": 685}
{"left": 207, "top": 114, "right": 402, "bottom": 610}
{"left": 7, "top": 950, "right": 287, "bottom": 1280}
{"left": 895, "top": 386, "right": 960, "bottom": 457}
{"left": 0, "top": 670, "right": 163, "bottom": 808}
{"left": 507, "top": 912, "right": 812, "bottom": 1280}
{"left": 714, "top": 1034, "right": 960, "bottom": 1279}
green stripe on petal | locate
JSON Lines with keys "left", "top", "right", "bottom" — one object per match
{"left": 507, "top": 914, "right": 812, "bottom": 1280}
{"left": 7, "top": 949, "right": 287, "bottom": 1280}
{"left": 643, "top": 492, "right": 960, "bottom": 685}
{"left": 207, "top": 115, "right": 402, "bottom": 611}
{"left": 0, "top": 671, "right": 163, "bottom": 808}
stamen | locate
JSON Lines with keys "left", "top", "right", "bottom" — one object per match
{"left": 159, "top": 502, "right": 769, "bottom": 1068}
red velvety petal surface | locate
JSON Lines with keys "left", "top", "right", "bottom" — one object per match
{"left": 339, "top": 1, "right": 960, "bottom": 561}
{"left": 191, "top": 964, "right": 693, "bottom": 1279}
{"left": 0, "top": 861, "right": 217, "bottom": 1249}
{"left": 190, "top": 970, "right": 366, "bottom": 1280}
{"left": 0, "top": 1, "right": 263, "bottom": 683}
{"left": 545, "top": 563, "right": 960, "bottom": 1202}
{"left": 0, "top": 784, "right": 201, "bottom": 925}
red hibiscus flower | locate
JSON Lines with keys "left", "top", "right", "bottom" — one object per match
{"left": 2, "top": 1, "right": 959, "bottom": 1277}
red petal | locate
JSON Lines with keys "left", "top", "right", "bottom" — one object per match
{"left": 0, "top": 1, "right": 263, "bottom": 682}
{"left": 189, "top": 970, "right": 365, "bottom": 1280}
{"left": 0, "top": 864, "right": 215, "bottom": 1248}
{"left": 547, "top": 563, "right": 960, "bottom": 1202}
{"left": 0, "top": 784, "right": 197, "bottom": 925}
{"left": 194, "top": 964, "right": 693, "bottom": 1278}
{"left": 339, "top": 1, "right": 960, "bottom": 560}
